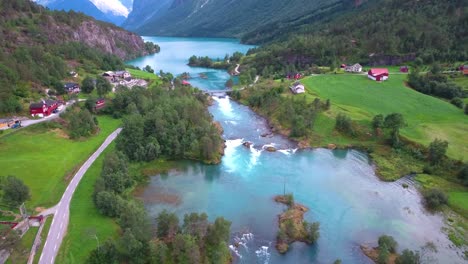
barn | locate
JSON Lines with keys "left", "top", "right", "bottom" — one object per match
{"left": 368, "top": 68, "right": 389, "bottom": 81}
{"left": 29, "top": 100, "right": 58, "bottom": 117}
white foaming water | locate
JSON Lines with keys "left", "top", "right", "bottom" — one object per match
{"left": 230, "top": 233, "right": 254, "bottom": 260}
{"left": 226, "top": 121, "right": 238, "bottom": 125}
{"left": 229, "top": 245, "right": 242, "bottom": 258}
{"left": 249, "top": 145, "right": 262, "bottom": 168}
{"left": 213, "top": 96, "right": 235, "bottom": 118}
{"left": 224, "top": 139, "right": 244, "bottom": 173}
{"left": 255, "top": 246, "right": 271, "bottom": 264}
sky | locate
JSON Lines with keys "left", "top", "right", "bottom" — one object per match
{"left": 33, "top": 0, "right": 134, "bottom": 17}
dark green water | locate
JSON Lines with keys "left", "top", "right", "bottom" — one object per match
{"left": 129, "top": 37, "right": 464, "bottom": 263}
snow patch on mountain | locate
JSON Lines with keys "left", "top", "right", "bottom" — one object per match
{"left": 89, "top": 0, "right": 130, "bottom": 17}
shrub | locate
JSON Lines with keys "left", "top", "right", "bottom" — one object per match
{"left": 427, "top": 139, "right": 448, "bottom": 165}
{"left": 378, "top": 235, "right": 398, "bottom": 253}
{"left": 303, "top": 221, "right": 320, "bottom": 244}
{"left": 458, "top": 163, "right": 468, "bottom": 186}
{"left": 423, "top": 189, "right": 448, "bottom": 210}
{"left": 378, "top": 245, "right": 390, "bottom": 264}
{"left": 396, "top": 249, "right": 420, "bottom": 264}
{"left": 335, "top": 113, "right": 353, "bottom": 135}
{"left": 450, "top": 97, "right": 464, "bottom": 108}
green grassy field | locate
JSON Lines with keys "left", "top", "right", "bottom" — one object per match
{"left": 0, "top": 116, "right": 121, "bottom": 208}
{"left": 56, "top": 144, "right": 119, "bottom": 264}
{"left": 302, "top": 74, "right": 468, "bottom": 160}
{"left": 126, "top": 68, "right": 161, "bottom": 81}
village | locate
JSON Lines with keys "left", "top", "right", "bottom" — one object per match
{"left": 0, "top": 69, "right": 149, "bottom": 131}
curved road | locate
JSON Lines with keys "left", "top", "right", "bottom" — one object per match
{"left": 39, "top": 128, "right": 122, "bottom": 264}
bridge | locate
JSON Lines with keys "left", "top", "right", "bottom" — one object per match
{"left": 202, "top": 89, "right": 233, "bottom": 96}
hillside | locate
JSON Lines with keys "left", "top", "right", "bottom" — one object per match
{"left": 127, "top": 0, "right": 347, "bottom": 37}
{"left": 0, "top": 0, "right": 155, "bottom": 115}
{"left": 241, "top": 0, "right": 467, "bottom": 75}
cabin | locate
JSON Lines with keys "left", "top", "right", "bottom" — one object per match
{"left": 400, "top": 66, "right": 409, "bottom": 73}
{"left": 95, "top": 98, "right": 106, "bottom": 110}
{"left": 286, "top": 73, "right": 302, "bottom": 80}
{"left": 461, "top": 65, "right": 468, "bottom": 75}
{"left": 290, "top": 82, "right": 305, "bottom": 94}
{"left": 29, "top": 99, "right": 58, "bottom": 117}
{"left": 64, "top": 82, "right": 80, "bottom": 93}
{"left": 368, "top": 68, "right": 389, "bottom": 81}
{"left": 345, "top": 63, "right": 362, "bottom": 73}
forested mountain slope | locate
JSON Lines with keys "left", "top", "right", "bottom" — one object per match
{"left": 243, "top": 0, "right": 467, "bottom": 74}
{"left": 127, "top": 0, "right": 351, "bottom": 37}
{"left": 0, "top": 0, "right": 154, "bottom": 114}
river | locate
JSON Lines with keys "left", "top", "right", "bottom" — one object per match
{"left": 128, "top": 36, "right": 464, "bottom": 263}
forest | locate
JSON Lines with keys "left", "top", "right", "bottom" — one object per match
{"left": 242, "top": 0, "right": 467, "bottom": 76}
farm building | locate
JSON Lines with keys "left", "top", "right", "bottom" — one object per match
{"left": 461, "top": 65, "right": 468, "bottom": 75}
{"left": 290, "top": 82, "right": 305, "bottom": 94}
{"left": 400, "top": 66, "right": 409, "bottom": 73}
{"left": 115, "top": 70, "right": 131, "bottom": 79}
{"left": 368, "top": 68, "right": 389, "bottom": 81}
{"left": 64, "top": 82, "right": 80, "bottom": 93}
{"left": 29, "top": 99, "right": 58, "bottom": 117}
{"left": 95, "top": 98, "right": 106, "bottom": 110}
{"left": 345, "top": 63, "right": 362, "bottom": 73}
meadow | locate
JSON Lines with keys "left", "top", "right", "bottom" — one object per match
{"left": 56, "top": 144, "right": 119, "bottom": 264}
{"left": 0, "top": 116, "right": 121, "bottom": 209}
{"left": 302, "top": 74, "right": 468, "bottom": 161}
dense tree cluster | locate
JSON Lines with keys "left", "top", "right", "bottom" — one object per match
{"left": 241, "top": 83, "right": 327, "bottom": 138}
{"left": 112, "top": 86, "right": 223, "bottom": 163}
{"left": 408, "top": 69, "right": 465, "bottom": 100}
{"left": 423, "top": 189, "right": 448, "bottom": 210}
{"left": 60, "top": 107, "right": 99, "bottom": 139}
{"left": 243, "top": 0, "right": 466, "bottom": 77}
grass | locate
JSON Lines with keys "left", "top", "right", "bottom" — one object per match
{"left": 126, "top": 68, "right": 161, "bottom": 81}
{"left": 302, "top": 74, "right": 468, "bottom": 161}
{"left": 6, "top": 226, "right": 39, "bottom": 264}
{"left": 33, "top": 216, "right": 53, "bottom": 264}
{"left": 56, "top": 143, "right": 119, "bottom": 264}
{"left": 0, "top": 116, "right": 121, "bottom": 209}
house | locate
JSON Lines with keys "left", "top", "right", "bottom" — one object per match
{"left": 115, "top": 70, "right": 131, "bottom": 79}
{"left": 345, "top": 63, "right": 363, "bottom": 73}
{"left": 95, "top": 98, "right": 106, "bottom": 110}
{"left": 340, "top": 64, "right": 346, "bottom": 69}
{"left": 400, "top": 66, "right": 409, "bottom": 73}
{"left": 64, "top": 82, "right": 80, "bottom": 93}
{"left": 290, "top": 82, "right": 305, "bottom": 94}
{"left": 368, "top": 68, "right": 389, "bottom": 81}
{"left": 102, "top": 71, "right": 115, "bottom": 77}
{"left": 286, "top": 73, "right": 303, "bottom": 80}
{"left": 69, "top": 71, "right": 78, "bottom": 78}
{"left": 182, "top": 80, "right": 191, "bottom": 86}
{"left": 29, "top": 99, "right": 58, "bottom": 117}
{"left": 461, "top": 65, "right": 468, "bottom": 75}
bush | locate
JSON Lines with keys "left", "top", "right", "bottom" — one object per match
{"left": 335, "top": 113, "right": 353, "bottom": 135}
{"left": 0, "top": 176, "right": 30, "bottom": 206}
{"left": 423, "top": 189, "right": 448, "bottom": 210}
{"left": 378, "top": 235, "right": 398, "bottom": 253}
{"left": 396, "top": 249, "right": 420, "bottom": 264}
{"left": 427, "top": 139, "right": 448, "bottom": 165}
{"left": 450, "top": 97, "right": 464, "bottom": 108}
{"left": 303, "top": 221, "right": 320, "bottom": 244}
{"left": 378, "top": 245, "right": 390, "bottom": 264}
{"left": 458, "top": 163, "right": 468, "bottom": 186}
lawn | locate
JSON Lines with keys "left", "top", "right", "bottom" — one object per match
{"left": 126, "top": 68, "right": 161, "bottom": 81}
{"left": 302, "top": 74, "right": 468, "bottom": 160}
{"left": 56, "top": 143, "right": 119, "bottom": 264}
{"left": 6, "top": 226, "right": 39, "bottom": 264}
{"left": 0, "top": 116, "right": 121, "bottom": 208}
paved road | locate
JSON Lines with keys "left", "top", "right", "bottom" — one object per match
{"left": 0, "top": 99, "right": 85, "bottom": 131}
{"left": 39, "top": 128, "right": 122, "bottom": 264}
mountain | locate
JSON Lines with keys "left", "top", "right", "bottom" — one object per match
{"left": 122, "top": 0, "right": 172, "bottom": 30}
{"left": 125, "top": 0, "right": 346, "bottom": 37}
{"left": 0, "top": 0, "right": 155, "bottom": 114}
{"left": 33, "top": 0, "right": 130, "bottom": 25}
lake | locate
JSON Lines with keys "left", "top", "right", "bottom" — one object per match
{"left": 128, "top": 36, "right": 464, "bottom": 263}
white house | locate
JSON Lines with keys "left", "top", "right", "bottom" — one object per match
{"left": 290, "top": 82, "right": 305, "bottom": 94}
{"left": 345, "top": 63, "right": 362, "bottom": 73}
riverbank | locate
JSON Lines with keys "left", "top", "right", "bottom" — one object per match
{"left": 232, "top": 75, "right": 468, "bottom": 252}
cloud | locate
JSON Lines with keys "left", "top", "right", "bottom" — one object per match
{"left": 89, "top": 0, "right": 130, "bottom": 17}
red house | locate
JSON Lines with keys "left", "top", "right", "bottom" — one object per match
{"left": 182, "top": 80, "right": 191, "bottom": 86}
{"left": 400, "top": 66, "right": 409, "bottom": 73}
{"left": 95, "top": 98, "right": 106, "bottom": 110}
{"left": 29, "top": 100, "right": 58, "bottom": 117}
{"left": 368, "top": 68, "right": 389, "bottom": 81}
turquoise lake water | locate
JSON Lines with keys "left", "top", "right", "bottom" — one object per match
{"left": 128, "top": 37, "right": 464, "bottom": 263}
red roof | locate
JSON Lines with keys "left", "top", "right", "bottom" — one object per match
{"left": 182, "top": 80, "right": 191, "bottom": 85}
{"left": 369, "top": 68, "right": 389, "bottom": 76}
